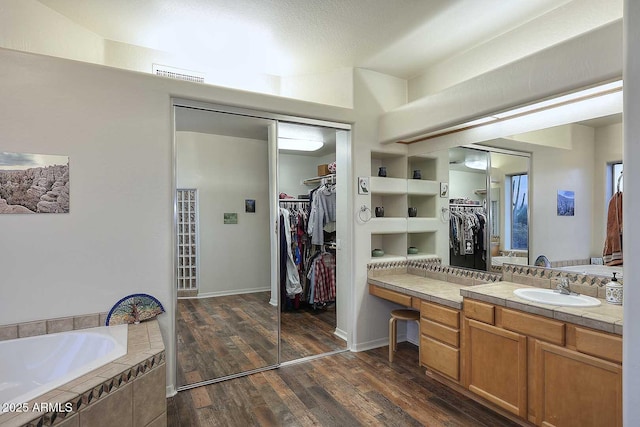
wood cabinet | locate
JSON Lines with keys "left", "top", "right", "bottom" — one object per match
{"left": 464, "top": 318, "right": 528, "bottom": 418}
{"left": 462, "top": 298, "right": 622, "bottom": 426}
{"left": 420, "top": 301, "right": 461, "bottom": 382}
{"left": 535, "top": 340, "right": 622, "bottom": 427}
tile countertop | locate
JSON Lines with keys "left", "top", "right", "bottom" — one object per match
{"left": 368, "top": 274, "right": 469, "bottom": 310}
{"left": 462, "top": 281, "right": 623, "bottom": 335}
{"left": 368, "top": 273, "right": 623, "bottom": 336}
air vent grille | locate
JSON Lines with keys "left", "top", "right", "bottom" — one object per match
{"left": 152, "top": 64, "right": 205, "bottom": 83}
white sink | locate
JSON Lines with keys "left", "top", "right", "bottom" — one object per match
{"left": 513, "top": 288, "right": 601, "bottom": 307}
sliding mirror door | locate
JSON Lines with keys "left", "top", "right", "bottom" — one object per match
{"left": 175, "top": 107, "right": 279, "bottom": 388}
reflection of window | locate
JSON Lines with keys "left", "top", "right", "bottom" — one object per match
{"left": 612, "top": 162, "right": 623, "bottom": 194}
{"left": 508, "top": 174, "right": 528, "bottom": 250}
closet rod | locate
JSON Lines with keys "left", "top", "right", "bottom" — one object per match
{"left": 279, "top": 199, "right": 310, "bottom": 203}
{"left": 449, "top": 203, "right": 483, "bottom": 207}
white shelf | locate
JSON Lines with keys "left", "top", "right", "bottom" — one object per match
{"left": 368, "top": 218, "right": 407, "bottom": 233}
{"left": 369, "top": 253, "right": 407, "bottom": 263}
{"left": 407, "top": 179, "right": 439, "bottom": 195}
{"left": 369, "top": 176, "right": 406, "bottom": 194}
{"left": 303, "top": 173, "right": 335, "bottom": 185}
{"left": 407, "top": 217, "right": 440, "bottom": 233}
{"left": 407, "top": 253, "right": 439, "bottom": 260}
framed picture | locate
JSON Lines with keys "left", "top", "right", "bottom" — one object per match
{"left": 557, "top": 190, "right": 575, "bottom": 216}
{"left": 440, "top": 182, "right": 449, "bottom": 198}
{"left": 224, "top": 212, "right": 238, "bottom": 224}
{"left": 358, "top": 176, "right": 369, "bottom": 194}
{"left": 245, "top": 199, "right": 255, "bottom": 213}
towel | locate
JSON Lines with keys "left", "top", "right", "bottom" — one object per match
{"left": 603, "top": 192, "right": 623, "bottom": 266}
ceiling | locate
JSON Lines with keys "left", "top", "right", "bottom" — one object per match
{"left": 36, "top": 0, "right": 571, "bottom": 79}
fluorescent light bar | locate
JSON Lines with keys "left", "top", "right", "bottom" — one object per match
{"left": 278, "top": 138, "right": 324, "bottom": 151}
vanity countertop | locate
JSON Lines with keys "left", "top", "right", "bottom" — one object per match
{"left": 368, "top": 272, "right": 623, "bottom": 335}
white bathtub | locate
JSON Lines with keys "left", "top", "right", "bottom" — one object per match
{"left": 0, "top": 324, "right": 127, "bottom": 407}
{"left": 491, "top": 256, "right": 529, "bottom": 267}
{"left": 557, "top": 264, "right": 623, "bottom": 279}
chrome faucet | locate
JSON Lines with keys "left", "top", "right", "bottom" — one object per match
{"left": 556, "top": 278, "right": 577, "bottom": 295}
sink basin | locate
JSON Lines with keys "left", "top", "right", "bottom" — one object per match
{"left": 513, "top": 288, "right": 601, "bottom": 307}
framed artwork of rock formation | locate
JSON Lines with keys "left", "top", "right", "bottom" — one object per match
{"left": 0, "top": 151, "right": 69, "bottom": 214}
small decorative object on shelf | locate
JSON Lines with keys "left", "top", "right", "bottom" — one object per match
{"left": 408, "top": 207, "right": 417, "bottom": 217}
{"left": 375, "top": 206, "right": 384, "bottom": 217}
{"left": 372, "top": 248, "right": 385, "bottom": 257}
{"left": 378, "top": 166, "right": 387, "bottom": 177}
{"left": 412, "top": 169, "right": 422, "bottom": 179}
{"left": 106, "top": 293, "right": 165, "bottom": 325}
{"left": 407, "top": 246, "right": 419, "bottom": 255}
{"left": 605, "top": 272, "right": 623, "bottom": 305}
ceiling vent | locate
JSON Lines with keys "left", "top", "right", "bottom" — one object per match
{"left": 152, "top": 64, "right": 205, "bottom": 84}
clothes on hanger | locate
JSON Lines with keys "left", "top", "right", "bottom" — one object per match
{"left": 603, "top": 190, "right": 623, "bottom": 266}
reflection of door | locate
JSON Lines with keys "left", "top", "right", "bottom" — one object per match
{"left": 175, "top": 106, "right": 279, "bottom": 388}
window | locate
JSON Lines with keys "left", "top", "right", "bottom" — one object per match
{"left": 509, "top": 174, "right": 528, "bottom": 250}
{"left": 612, "top": 162, "right": 623, "bottom": 194}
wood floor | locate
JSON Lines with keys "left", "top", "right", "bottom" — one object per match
{"left": 177, "top": 292, "right": 346, "bottom": 387}
{"left": 168, "top": 342, "right": 519, "bottom": 427}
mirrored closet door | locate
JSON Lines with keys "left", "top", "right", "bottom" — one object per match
{"left": 175, "top": 107, "right": 279, "bottom": 388}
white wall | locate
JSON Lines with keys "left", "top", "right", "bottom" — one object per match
{"left": 278, "top": 153, "right": 335, "bottom": 199}
{"left": 592, "top": 122, "right": 623, "bottom": 255}
{"left": 449, "top": 170, "right": 486, "bottom": 202}
{"left": 0, "top": 47, "right": 354, "bottom": 395}
{"left": 528, "top": 126, "right": 595, "bottom": 262}
{"left": 176, "top": 132, "right": 271, "bottom": 297}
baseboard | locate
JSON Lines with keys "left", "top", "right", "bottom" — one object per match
{"left": 269, "top": 297, "right": 277, "bottom": 306}
{"left": 334, "top": 327, "right": 348, "bottom": 342}
{"left": 181, "top": 287, "right": 270, "bottom": 299}
{"left": 166, "top": 385, "right": 177, "bottom": 398}
{"left": 351, "top": 333, "right": 409, "bottom": 352}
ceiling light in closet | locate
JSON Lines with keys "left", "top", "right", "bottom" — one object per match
{"left": 464, "top": 159, "right": 487, "bottom": 170}
{"left": 278, "top": 138, "right": 323, "bottom": 151}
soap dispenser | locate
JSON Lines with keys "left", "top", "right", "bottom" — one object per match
{"left": 605, "top": 272, "right": 623, "bottom": 305}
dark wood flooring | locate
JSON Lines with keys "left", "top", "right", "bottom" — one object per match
{"left": 168, "top": 342, "right": 519, "bottom": 427}
{"left": 177, "top": 292, "right": 346, "bottom": 387}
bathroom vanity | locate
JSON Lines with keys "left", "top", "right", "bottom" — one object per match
{"left": 368, "top": 263, "right": 622, "bottom": 426}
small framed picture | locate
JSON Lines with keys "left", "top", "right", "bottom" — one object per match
{"left": 224, "top": 213, "right": 238, "bottom": 224}
{"left": 358, "top": 176, "right": 370, "bottom": 195}
{"left": 440, "top": 182, "right": 449, "bottom": 198}
{"left": 245, "top": 199, "right": 255, "bottom": 213}
{"left": 557, "top": 190, "right": 575, "bottom": 216}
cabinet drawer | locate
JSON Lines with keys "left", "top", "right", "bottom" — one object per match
{"left": 421, "top": 301, "right": 460, "bottom": 328}
{"left": 463, "top": 299, "right": 494, "bottom": 324}
{"left": 500, "top": 308, "right": 565, "bottom": 346}
{"left": 421, "top": 335, "right": 460, "bottom": 381}
{"left": 421, "top": 318, "right": 459, "bottom": 347}
{"left": 575, "top": 327, "right": 622, "bottom": 364}
{"left": 369, "top": 284, "right": 412, "bottom": 306}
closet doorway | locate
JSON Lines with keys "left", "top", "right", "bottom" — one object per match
{"left": 174, "top": 101, "right": 351, "bottom": 391}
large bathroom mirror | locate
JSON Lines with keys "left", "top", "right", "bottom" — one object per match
{"left": 413, "top": 91, "right": 622, "bottom": 278}
{"left": 480, "top": 112, "right": 623, "bottom": 278}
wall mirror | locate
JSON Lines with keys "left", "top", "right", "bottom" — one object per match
{"left": 411, "top": 84, "right": 623, "bottom": 278}
{"left": 174, "top": 103, "right": 350, "bottom": 390}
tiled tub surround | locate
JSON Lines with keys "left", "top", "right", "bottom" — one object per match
{"left": 368, "top": 261, "right": 623, "bottom": 335}
{"left": 0, "top": 320, "right": 166, "bottom": 427}
{"left": 0, "top": 313, "right": 110, "bottom": 341}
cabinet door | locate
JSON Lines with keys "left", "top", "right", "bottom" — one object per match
{"left": 464, "top": 318, "right": 527, "bottom": 418}
{"left": 535, "top": 341, "right": 622, "bottom": 427}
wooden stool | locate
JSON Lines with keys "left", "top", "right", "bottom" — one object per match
{"left": 389, "top": 309, "right": 420, "bottom": 363}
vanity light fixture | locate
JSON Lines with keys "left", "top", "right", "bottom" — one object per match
{"left": 278, "top": 138, "right": 324, "bottom": 151}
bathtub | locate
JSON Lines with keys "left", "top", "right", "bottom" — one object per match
{"left": 491, "top": 255, "right": 529, "bottom": 267}
{"left": 557, "top": 264, "right": 623, "bottom": 279}
{"left": 0, "top": 324, "right": 127, "bottom": 408}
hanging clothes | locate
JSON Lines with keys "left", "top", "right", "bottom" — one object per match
{"left": 307, "top": 251, "right": 336, "bottom": 304}
{"left": 603, "top": 191, "right": 623, "bottom": 266}
{"left": 308, "top": 182, "right": 336, "bottom": 245}
{"left": 279, "top": 207, "right": 302, "bottom": 297}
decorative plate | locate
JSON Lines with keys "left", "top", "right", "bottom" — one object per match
{"left": 106, "top": 293, "right": 165, "bottom": 325}
{"left": 534, "top": 255, "right": 551, "bottom": 268}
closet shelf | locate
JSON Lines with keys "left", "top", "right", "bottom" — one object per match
{"left": 303, "top": 173, "right": 335, "bottom": 185}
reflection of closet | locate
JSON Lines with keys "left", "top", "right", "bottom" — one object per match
{"left": 279, "top": 172, "right": 337, "bottom": 311}
{"left": 449, "top": 201, "right": 487, "bottom": 270}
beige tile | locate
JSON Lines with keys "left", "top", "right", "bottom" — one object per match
{"left": 95, "top": 362, "right": 131, "bottom": 379}
{"left": 74, "top": 314, "right": 100, "bottom": 330}
{"left": 614, "top": 322, "right": 623, "bottom": 335}
{"left": 501, "top": 270, "right": 513, "bottom": 282}
{"left": 18, "top": 320, "right": 47, "bottom": 337}
{"left": 99, "top": 312, "right": 108, "bottom": 326}
{"left": 505, "top": 300, "right": 554, "bottom": 318}
{"left": 447, "top": 275, "right": 474, "bottom": 286}
{"left": 511, "top": 274, "right": 535, "bottom": 286}
{"left": 407, "top": 266, "right": 426, "bottom": 277}
{"left": 47, "top": 317, "right": 75, "bottom": 334}
{"left": 133, "top": 366, "right": 166, "bottom": 427}
{"left": 0, "top": 324, "right": 18, "bottom": 341}
{"left": 79, "top": 382, "right": 133, "bottom": 427}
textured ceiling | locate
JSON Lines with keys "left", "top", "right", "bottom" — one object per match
{"left": 36, "top": 0, "right": 570, "bottom": 79}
